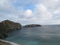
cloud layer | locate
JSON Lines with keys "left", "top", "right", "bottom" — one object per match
{"left": 0, "top": 0, "right": 60, "bottom": 25}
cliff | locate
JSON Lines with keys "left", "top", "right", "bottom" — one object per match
{"left": 0, "top": 20, "right": 21, "bottom": 39}
{"left": 23, "top": 24, "right": 41, "bottom": 28}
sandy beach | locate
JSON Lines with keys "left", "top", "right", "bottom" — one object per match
{"left": 0, "top": 41, "right": 11, "bottom": 45}
{"left": 0, "top": 39, "right": 19, "bottom": 45}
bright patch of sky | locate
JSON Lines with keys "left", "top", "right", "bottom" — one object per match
{"left": 0, "top": 0, "right": 60, "bottom": 25}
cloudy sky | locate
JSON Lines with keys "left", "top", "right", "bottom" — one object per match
{"left": 0, "top": 0, "right": 60, "bottom": 25}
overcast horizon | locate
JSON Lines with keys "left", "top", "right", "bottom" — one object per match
{"left": 0, "top": 0, "right": 60, "bottom": 25}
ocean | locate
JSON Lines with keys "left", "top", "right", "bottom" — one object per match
{"left": 5, "top": 25, "right": 60, "bottom": 45}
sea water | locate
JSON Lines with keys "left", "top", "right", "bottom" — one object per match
{"left": 5, "top": 25, "right": 60, "bottom": 45}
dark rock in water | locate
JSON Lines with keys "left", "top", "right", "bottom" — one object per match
{"left": 0, "top": 20, "right": 22, "bottom": 39}
{"left": 23, "top": 24, "right": 41, "bottom": 28}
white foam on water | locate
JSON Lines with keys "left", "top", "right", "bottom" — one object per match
{"left": 0, "top": 39, "right": 20, "bottom": 45}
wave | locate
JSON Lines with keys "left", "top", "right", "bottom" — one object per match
{"left": 0, "top": 39, "right": 20, "bottom": 45}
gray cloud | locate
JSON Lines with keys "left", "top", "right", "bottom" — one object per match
{"left": 0, "top": 0, "right": 60, "bottom": 25}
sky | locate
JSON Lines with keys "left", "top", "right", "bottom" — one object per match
{"left": 0, "top": 0, "right": 60, "bottom": 25}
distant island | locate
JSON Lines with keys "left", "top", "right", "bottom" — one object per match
{"left": 0, "top": 20, "right": 21, "bottom": 39}
{"left": 23, "top": 24, "right": 41, "bottom": 28}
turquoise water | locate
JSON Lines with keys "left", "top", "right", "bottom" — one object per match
{"left": 5, "top": 25, "right": 60, "bottom": 45}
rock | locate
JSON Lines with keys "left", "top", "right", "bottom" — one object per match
{"left": 0, "top": 20, "right": 22, "bottom": 39}
{"left": 23, "top": 24, "right": 41, "bottom": 28}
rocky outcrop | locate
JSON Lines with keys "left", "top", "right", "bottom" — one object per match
{"left": 0, "top": 20, "right": 22, "bottom": 39}
{"left": 23, "top": 24, "right": 41, "bottom": 28}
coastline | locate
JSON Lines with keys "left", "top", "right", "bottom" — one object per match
{"left": 0, "top": 39, "right": 20, "bottom": 45}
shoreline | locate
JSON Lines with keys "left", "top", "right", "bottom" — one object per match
{"left": 0, "top": 39, "right": 19, "bottom": 45}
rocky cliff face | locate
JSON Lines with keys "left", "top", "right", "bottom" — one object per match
{"left": 0, "top": 20, "right": 22, "bottom": 39}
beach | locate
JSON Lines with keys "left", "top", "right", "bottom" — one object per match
{"left": 0, "top": 39, "right": 19, "bottom": 45}
{"left": 0, "top": 41, "right": 11, "bottom": 45}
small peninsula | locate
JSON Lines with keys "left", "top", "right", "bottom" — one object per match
{"left": 23, "top": 24, "right": 41, "bottom": 28}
